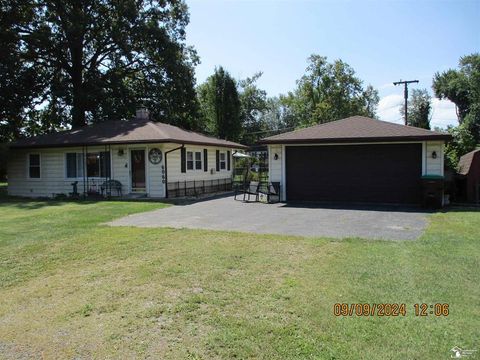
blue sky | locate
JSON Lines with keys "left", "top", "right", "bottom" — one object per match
{"left": 185, "top": 0, "right": 480, "bottom": 128}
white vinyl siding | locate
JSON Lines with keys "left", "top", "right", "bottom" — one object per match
{"left": 425, "top": 141, "right": 444, "bottom": 176}
{"left": 8, "top": 143, "right": 239, "bottom": 198}
{"left": 268, "top": 145, "right": 282, "bottom": 182}
{"left": 163, "top": 144, "right": 237, "bottom": 183}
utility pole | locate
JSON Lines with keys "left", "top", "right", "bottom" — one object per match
{"left": 393, "top": 79, "right": 419, "bottom": 125}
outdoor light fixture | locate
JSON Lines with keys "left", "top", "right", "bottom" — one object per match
{"left": 274, "top": 153, "right": 279, "bottom": 160}
{"left": 432, "top": 151, "right": 437, "bottom": 159}
{"left": 118, "top": 149, "right": 125, "bottom": 156}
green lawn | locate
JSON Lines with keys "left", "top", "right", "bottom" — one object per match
{"left": 0, "top": 194, "right": 478, "bottom": 359}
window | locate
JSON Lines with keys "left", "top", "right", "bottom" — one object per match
{"left": 28, "top": 154, "right": 40, "bottom": 178}
{"left": 195, "top": 151, "right": 202, "bottom": 170}
{"left": 87, "top": 152, "right": 110, "bottom": 177}
{"left": 65, "top": 153, "right": 84, "bottom": 178}
{"left": 219, "top": 152, "right": 226, "bottom": 170}
{"left": 186, "top": 151, "right": 194, "bottom": 170}
{"left": 66, "top": 152, "right": 110, "bottom": 178}
{"left": 187, "top": 151, "right": 202, "bottom": 171}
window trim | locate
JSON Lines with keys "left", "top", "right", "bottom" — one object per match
{"left": 194, "top": 151, "right": 202, "bottom": 170}
{"left": 186, "top": 151, "right": 194, "bottom": 171}
{"left": 219, "top": 151, "right": 227, "bottom": 171}
{"left": 64, "top": 151, "right": 111, "bottom": 179}
{"left": 27, "top": 153, "right": 41, "bottom": 179}
{"left": 186, "top": 149, "right": 203, "bottom": 172}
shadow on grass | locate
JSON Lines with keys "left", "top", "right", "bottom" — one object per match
{"left": 0, "top": 186, "right": 168, "bottom": 210}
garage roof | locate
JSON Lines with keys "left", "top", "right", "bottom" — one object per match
{"left": 260, "top": 116, "right": 451, "bottom": 144}
{"left": 10, "top": 117, "right": 246, "bottom": 149}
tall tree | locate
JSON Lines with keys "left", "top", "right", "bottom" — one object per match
{"left": 197, "top": 67, "right": 241, "bottom": 141}
{"left": 400, "top": 88, "right": 432, "bottom": 129}
{"left": 285, "top": 55, "right": 379, "bottom": 126}
{"left": 1, "top": 0, "right": 199, "bottom": 137}
{"left": 238, "top": 72, "right": 267, "bottom": 145}
{"left": 261, "top": 96, "right": 297, "bottom": 134}
{"left": 0, "top": 0, "right": 49, "bottom": 141}
{"left": 442, "top": 124, "right": 476, "bottom": 169}
{"left": 433, "top": 53, "right": 480, "bottom": 142}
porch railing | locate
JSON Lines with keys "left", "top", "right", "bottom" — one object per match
{"left": 167, "top": 178, "right": 232, "bottom": 198}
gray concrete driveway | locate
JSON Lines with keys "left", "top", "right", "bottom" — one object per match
{"left": 108, "top": 195, "right": 429, "bottom": 240}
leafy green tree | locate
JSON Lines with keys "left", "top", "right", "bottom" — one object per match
{"left": 400, "top": 89, "right": 432, "bottom": 129}
{"left": 433, "top": 53, "right": 480, "bottom": 142}
{"left": 197, "top": 67, "right": 241, "bottom": 141}
{"left": 285, "top": 55, "right": 379, "bottom": 126}
{"left": 0, "top": 0, "right": 50, "bottom": 141}
{"left": 260, "top": 96, "right": 297, "bottom": 134}
{"left": 238, "top": 72, "right": 268, "bottom": 145}
{"left": 443, "top": 124, "right": 477, "bottom": 169}
{"left": 1, "top": 0, "right": 199, "bottom": 137}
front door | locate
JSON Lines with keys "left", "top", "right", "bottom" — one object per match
{"left": 131, "top": 149, "right": 146, "bottom": 192}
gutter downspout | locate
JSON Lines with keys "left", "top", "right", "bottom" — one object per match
{"left": 164, "top": 144, "right": 184, "bottom": 198}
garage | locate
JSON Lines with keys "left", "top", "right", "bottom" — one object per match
{"left": 286, "top": 143, "right": 422, "bottom": 204}
{"left": 261, "top": 116, "right": 451, "bottom": 205}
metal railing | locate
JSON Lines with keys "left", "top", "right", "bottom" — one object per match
{"left": 167, "top": 178, "right": 232, "bottom": 198}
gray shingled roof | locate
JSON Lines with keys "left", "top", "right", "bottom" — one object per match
{"left": 260, "top": 116, "right": 451, "bottom": 144}
{"left": 458, "top": 149, "right": 480, "bottom": 175}
{"left": 10, "top": 118, "right": 246, "bottom": 149}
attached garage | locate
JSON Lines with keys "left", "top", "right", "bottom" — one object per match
{"left": 262, "top": 116, "right": 451, "bottom": 205}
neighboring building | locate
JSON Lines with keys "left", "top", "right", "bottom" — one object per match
{"left": 457, "top": 149, "right": 480, "bottom": 203}
{"left": 8, "top": 110, "right": 246, "bottom": 198}
{"left": 261, "top": 116, "right": 451, "bottom": 204}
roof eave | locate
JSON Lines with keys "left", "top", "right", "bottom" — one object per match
{"left": 259, "top": 135, "right": 452, "bottom": 145}
{"left": 9, "top": 138, "right": 247, "bottom": 150}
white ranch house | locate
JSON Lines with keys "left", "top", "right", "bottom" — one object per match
{"left": 8, "top": 110, "right": 246, "bottom": 199}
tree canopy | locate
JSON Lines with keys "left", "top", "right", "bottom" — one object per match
{"left": 197, "top": 67, "right": 242, "bottom": 141}
{"left": 238, "top": 73, "right": 268, "bottom": 145}
{"left": 0, "top": 0, "right": 199, "bottom": 142}
{"left": 283, "top": 55, "right": 379, "bottom": 127}
{"left": 400, "top": 89, "right": 432, "bottom": 129}
{"left": 433, "top": 53, "right": 480, "bottom": 142}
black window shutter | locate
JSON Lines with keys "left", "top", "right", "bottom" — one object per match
{"left": 216, "top": 150, "right": 220, "bottom": 171}
{"left": 181, "top": 147, "right": 186, "bottom": 173}
{"left": 203, "top": 149, "right": 208, "bottom": 172}
{"left": 227, "top": 150, "right": 231, "bottom": 171}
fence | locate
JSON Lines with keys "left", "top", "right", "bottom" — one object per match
{"left": 167, "top": 178, "right": 232, "bottom": 198}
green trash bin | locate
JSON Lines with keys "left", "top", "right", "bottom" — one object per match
{"left": 421, "top": 175, "right": 444, "bottom": 208}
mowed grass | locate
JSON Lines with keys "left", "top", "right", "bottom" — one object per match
{"left": 0, "top": 192, "right": 479, "bottom": 359}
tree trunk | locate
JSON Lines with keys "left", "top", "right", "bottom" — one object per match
{"left": 69, "top": 2, "right": 86, "bottom": 128}
{"left": 71, "top": 62, "right": 85, "bottom": 128}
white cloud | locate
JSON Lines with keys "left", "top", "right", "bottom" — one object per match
{"left": 376, "top": 95, "right": 459, "bottom": 129}
{"left": 430, "top": 99, "right": 458, "bottom": 129}
{"left": 377, "top": 94, "right": 404, "bottom": 124}
{"left": 378, "top": 82, "right": 396, "bottom": 90}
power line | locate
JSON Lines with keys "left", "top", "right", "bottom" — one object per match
{"left": 393, "top": 79, "right": 419, "bottom": 125}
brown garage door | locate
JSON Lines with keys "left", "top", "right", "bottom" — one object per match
{"left": 286, "top": 144, "right": 422, "bottom": 204}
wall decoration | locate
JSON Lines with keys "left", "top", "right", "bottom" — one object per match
{"left": 148, "top": 148, "right": 163, "bottom": 164}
